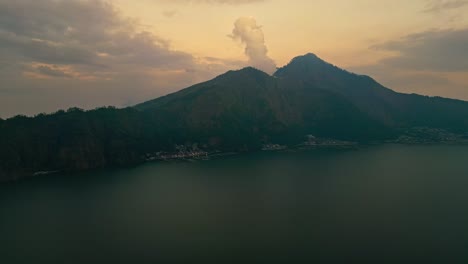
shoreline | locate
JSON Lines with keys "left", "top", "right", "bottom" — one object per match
{"left": 3, "top": 140, "right": 468, "bottom": 184}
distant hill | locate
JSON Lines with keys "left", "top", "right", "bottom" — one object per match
{"left": 2, "top": 53, "right": 468, "bottom": 181}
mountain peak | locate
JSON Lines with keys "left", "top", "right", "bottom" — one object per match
{"left": 274, "top": 53, "right": 342, "bottom": 78}
{"left": 286, "top": 53, "right": 329, "bottom": 67}
{"left": 215, "top": 66, "right": 271, "bottom": 81}
{"left": 237, "top": 66, "right": 268, "bottom": 74}
{"left": 295, "top": 52, "right": 321, "bottom": 60}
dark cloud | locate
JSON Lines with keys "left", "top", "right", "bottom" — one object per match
{"left": 372, "top": 28, "right": 468, "bottom": 72}
{"left": 350, "top": 27, "right": 468, "bottom": 100}
{"left": 349, "top": 64, "right": 450, "bottom": 88}
{"left": 34, "top": 65, "right": 73, "bottom": 78}
{"left": 0, "top": 0, "right": 241, "bottom": 118}
{"left": 424, "top": 0, "right": 468, "bottom": 12}
{"left": 0, "top": 32, "right": 97, "bottom": 65}
{"left": 348, "top": 64, "right": 468, "bottom": 101}
{"left": 0, "top": 0, "right": 195, "bottom": 72}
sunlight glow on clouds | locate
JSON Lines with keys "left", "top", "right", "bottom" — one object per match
{"left": 0, "top": 0, "right": 468, "bottom": 117}
{"left": 0, "top": 0, "right": 244, "bottom": 117}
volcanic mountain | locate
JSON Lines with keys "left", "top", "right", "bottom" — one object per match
{"left": 2, "top": 53, "right": 468, "bottom": 181}
{"left": 136, "top": 53, "right": 468, "bottom": 142}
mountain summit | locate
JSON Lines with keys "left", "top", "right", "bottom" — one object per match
{"left": 136, "top": 53, "right": 468, "bottom": 144}
{"left": 274, "top": 53, "right": 350, "bottom": 79}
{"left": 2, "top": 53, "right": 468, "bottom": 181}
{"left": 139, "top": 53, "right": 468, "bottom": 134}
{"left": 277, "top": 53, "right": 330, "bottom": 70}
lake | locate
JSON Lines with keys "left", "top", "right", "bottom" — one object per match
{"left": 2, "top": 144, "right": 468, "bottom": 263}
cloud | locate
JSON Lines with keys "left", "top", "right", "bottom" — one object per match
{"left": 372, "top": 28, "right": 468, "bottom": 72}
{"left": 157, "top": 0, "right": 266, "bottom": 4}
{"left": 424, "top": 0, "right": 468, "bottom": 12}
{"left": 0, "top": 0, "right": 196, "bottom": 76}
{"left": 350, "top": 64, "right": 450, "bottom": 90}
{"left": 230, "top": 17, "right": 276, "bottom": 74}
{"left": 0, "top": 0, "right": 242, "bottom": 118}
{"left": 350, "top": 63, "right": 468, "bottom": 100}
{"left": 34, "top": 65, "right": 73, "bottom": 78}
{"left": 350, "top": 27, "right": 468, "bottom": 101}
{"left": 1, "top": 0, "right": 196, "bottom": 70}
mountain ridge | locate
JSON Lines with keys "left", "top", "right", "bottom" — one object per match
{"left": 2, "top": 53, "right": 468, "bottom": 182}
{"left": 136, "top": 53, "right": 468, "bottom": 132}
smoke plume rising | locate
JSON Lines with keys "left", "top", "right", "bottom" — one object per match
{"left": 231, "top": 17, "right": 276, "bottom": 74}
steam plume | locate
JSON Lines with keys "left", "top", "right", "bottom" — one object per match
{"left": 231, "top": 17, "right": 276, "bottom": 74}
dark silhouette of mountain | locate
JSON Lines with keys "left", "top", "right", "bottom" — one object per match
{"left": 274, "top": 53, "right": 468, "bottom": 132}
{"left": 136, "top": 64, "right": 393, "bottom": 144}
{"left": 2, "top": 53, "right": 468, "bottom": 181}
{"left": 137, "top": 53, "right": 468, "bottom": 139}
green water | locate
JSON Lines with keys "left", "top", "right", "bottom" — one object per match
{"left": 2, "top": 145, "right": 468, "bottom": 263}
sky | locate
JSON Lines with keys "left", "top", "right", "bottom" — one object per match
{"left": 0, "top": 0, "right": 467, "bottom": 118}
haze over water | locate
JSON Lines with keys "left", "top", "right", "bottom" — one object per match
{"left": 2, "top": 144, "right": 468, "bottom": 263}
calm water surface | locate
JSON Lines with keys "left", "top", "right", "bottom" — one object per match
{"left": 2, "top": 145, "right": 468, "bottom": 263}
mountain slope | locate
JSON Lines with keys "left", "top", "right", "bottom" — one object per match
{"left": 136, "top": 66, "right": 393, "bottom": 146}
{"left": 2, "top": 53, "right": 468, "bottom": 181}
{"left": 136, "top": 53, "right": 468, "bottom": 143}
{"left": 274, "top": 53, "right": 468, "bottom": 132}
{"left": 274, "top": 53, "right": 400, "bottom": 124}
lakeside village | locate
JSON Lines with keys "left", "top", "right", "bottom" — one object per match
{"left": 391, "top": 127, "right": 468, "bottom": 145}
{"left": 143, "top": 135, "right": 356, "bottom": 162}
{"left": 32, "top": 135, "right": 356, "bottom": 176}
{"left": 32, "top": 129, "right": 468, "bottom": 176}
{"left": 142, "top": 128, "right": 468, "bottom": 163}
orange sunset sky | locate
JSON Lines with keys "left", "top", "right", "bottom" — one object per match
{"left": 0, "top": 0, "right": 467, "bottom": 117}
